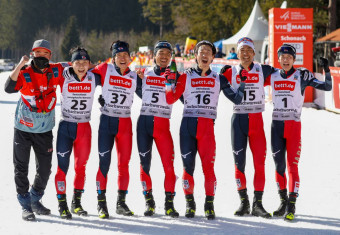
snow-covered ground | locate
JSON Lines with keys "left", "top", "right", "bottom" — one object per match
{"left": 1, "top": 71, "right": 340, "bottom": 234}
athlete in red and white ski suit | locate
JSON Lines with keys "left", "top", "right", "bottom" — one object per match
{"left": 136, "top": 41, "right": 180, "bottom": 217}
{"left": 221, "top": 37, "right": 276, "bottom": 218}
{"left": 166, "top": 41, "right": 245, "bottom": 219}
{"left": 269, "top": 44, "right": 332, "bottom": 220}
{"left": 91, "top": 41, "right": 141, "bottom": 218}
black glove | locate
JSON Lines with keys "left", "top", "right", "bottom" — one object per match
{"left": 220, "top": 65, "right": 231, "bottom": 74}
{"left": 98, "top": 95, "right": 105, "bottom": 107}
{"left": 319, "top": 57, "right": 330, "bottom": 73}
{"left": 239, "top": 69, "right": 248, "bottom": 81}
{"left": 299, "top": 68, "right": 309, "bottom": 81}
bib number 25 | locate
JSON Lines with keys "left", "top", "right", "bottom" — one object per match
{"left": 71, "top": 100, "right": 86, "bottom": 110}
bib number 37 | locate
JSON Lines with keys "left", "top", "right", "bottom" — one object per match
{"left": 111, "top": 93, "right": 127, "bottom": 104}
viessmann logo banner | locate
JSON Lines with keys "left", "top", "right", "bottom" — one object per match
{"left": 109, "top": 76, "right": 132, "bottom": 88}
{"left": 146, "top": 76, "right": 166, "bottom": 87}
{"left": 191, "top": 78, "right": 215, "bottom": 87}
{"left": 274, "top": 81, "right": 296, "bottom": 91}
{"left": 274, "top": 23, "right": 313, "bottom": 32}
{"left": 236, "top": 74, "right": 259, "bottom": 84}
{"left": 68, "top": 83, "right": 92, "bottom": 93}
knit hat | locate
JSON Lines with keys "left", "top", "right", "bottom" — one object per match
{"left": 194, "top": 40, "right": 216, "bottom": 55}
{"left": 32, "top": 39, "right": 51, "bottom": 53}
{"left": 111, "top": 40, "right": 130, "bottom": 58}
{"left": 277, "top": 44, "right": 296, "bottom": 59}
{"left": 237, "top": 37, "right": 255, "bottom": 53}
{"left": 71, "top": 48, "right": 91, "bottom": 62}
{"left": 154, "top": 41, "right": 172, "bottom": 55}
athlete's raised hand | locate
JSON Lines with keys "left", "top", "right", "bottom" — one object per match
{"left": 239, "top": 69, "right": 248, "bottom": 81}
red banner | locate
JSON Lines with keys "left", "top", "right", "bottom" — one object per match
{"left": 268, "top": 8, "right": 314, "bottom": 102}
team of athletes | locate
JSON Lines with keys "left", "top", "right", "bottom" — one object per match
{"left": 4, "top": 37, "right": 332, "bottom": 222}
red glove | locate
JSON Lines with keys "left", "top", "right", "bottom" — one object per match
{"left": 239, "top": 69, "right": 248, "bottom": 81}
{"left": 164, "top": 68, "right": 176, "bottom": 84}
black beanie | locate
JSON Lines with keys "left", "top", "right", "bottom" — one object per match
{"left": 111, "top": 41, "right": 130, "bottom": 58}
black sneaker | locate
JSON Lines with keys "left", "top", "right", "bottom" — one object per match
{"left": 17, "top": 193, "right": 35, "bottom": 221}
{"left": 57, "top": 194, "right": 72, "bottom": 219}
{"left": 22, "top": 208, "right": 36, "bottom": 221}
{"left": 284, "top": 194, "right": 297, "bottom": 221}
{"left": 32, "top": 201, "right": 51, "bottom": 215}
{"left": 71, "top": 190, "right": 88, "bottom": 216}
{"left": 234, "top": 189, "right": 250, "bottom": 216}
{"left": 252, "top": 191, "right": 271, "bottom": 219}
{"left": 164, "top": 192, "right": 179, "bottom": 218}
{"left": 116, "top": 190, "right": 134, "bottom": 216}
{"left": 98, "top": 192, "right": 109, "bottom": 219}
{"left": 144, "top": 190, "right": 155, "bottom": 216}
{"left": 273, "top": 189, "right": 288, "bottom": 217}
{"left": 204, "top": 196, "right": 215, "bottom": 220}
{"left": 185, "top": 194, "right": 196, "bottom": 218}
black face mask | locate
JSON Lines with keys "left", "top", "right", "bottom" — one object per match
{"left": 33, "top": 57, "right": 49, "bottom": 69}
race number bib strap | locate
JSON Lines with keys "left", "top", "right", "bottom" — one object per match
{"left": 272, "top": 112, "right": 301, "bottom": 121}
{"left": 233, "top": 104, "right": 264, "bottom": 113}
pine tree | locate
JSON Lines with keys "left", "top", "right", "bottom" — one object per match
{"left": 139, "top": 0, "right": 173, "bottom": 39}
{"left": 60, "top": 16, "right": 81, "bottom": 60}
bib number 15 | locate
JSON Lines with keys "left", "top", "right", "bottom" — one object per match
{"left": 244, "top": 90, "right": 255, "bottom": 101}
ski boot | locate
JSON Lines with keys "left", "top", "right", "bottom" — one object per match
{"left": 18, "top": 193, "right": 35, "bottom": 221}
{"left": 57, "top": 194, "right": 72, "bottom": 219}
{"left": 30, "top": 187, "right": 51, "bottom": 215}
{"left": 144, "top": 190, "right": 155, "bottom": 216}
{"left": 97, "top": 190, "right": 109, "bottom": 219}
{"left": 273, "top": 189, "right": 288, "bottom": 217}
{"left": 234, "top": 189, "right": 250, "bottom": 216}
{"left": 204, "top": 196, "right": 215, "bottom": 220}
{"left": 71, "top": 189, "right": 88, "bottom": 216}
{"left": 185, "top": 194, "right": 196, "bottom": 218}
{"left": 251, "top": 191, "right": 272, "bottom": 218}
{"left": 164, "top": 192, "right": 179, "bottom": 218}
{"left": 284, "top": 193, "right": 297, "bottom": 221}
{"left": 116, "top": 190, "right": 134, "bottom": 216}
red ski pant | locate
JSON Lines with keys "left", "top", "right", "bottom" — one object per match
{"left": 137, "top": 115, "right": 176, "bottom": 193}
{"left": 96, "top": 115, "right": 132, "bottom": 192}
{"left": 271, "top": 120, "right": 301, "bottom": 194}
{"left": 55, "top": 121, "right": 91, "bottom": 194}
{"left": 180, "top": 117, "right": 216, "bottom": 196}
{"left": 231, "top": 113, "right": 267, "bottom": 192}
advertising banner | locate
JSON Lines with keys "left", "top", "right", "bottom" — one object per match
{"left": 268, "top": 8, "right": 314, "bottom": 102}
{"left": 325, "top": 67, "right": 340, "bottom": 113}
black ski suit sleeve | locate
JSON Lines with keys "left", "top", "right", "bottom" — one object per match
{"left": 94, "top": 73, "right": 102, "bottom": 87}
{"left": 135, "top": 75, "right": 142, "bottom": 99}
{"left": 219, "top": 74, "right": 245, "bottom": 104}
{"left": 262, "top": 64, "right": 277, "bottom": 82}
{"left": 4, "top": 77, "right": 18, "bottom": 93}
{"left": 299, "top": 68, "right": 332, "bottom": 95}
